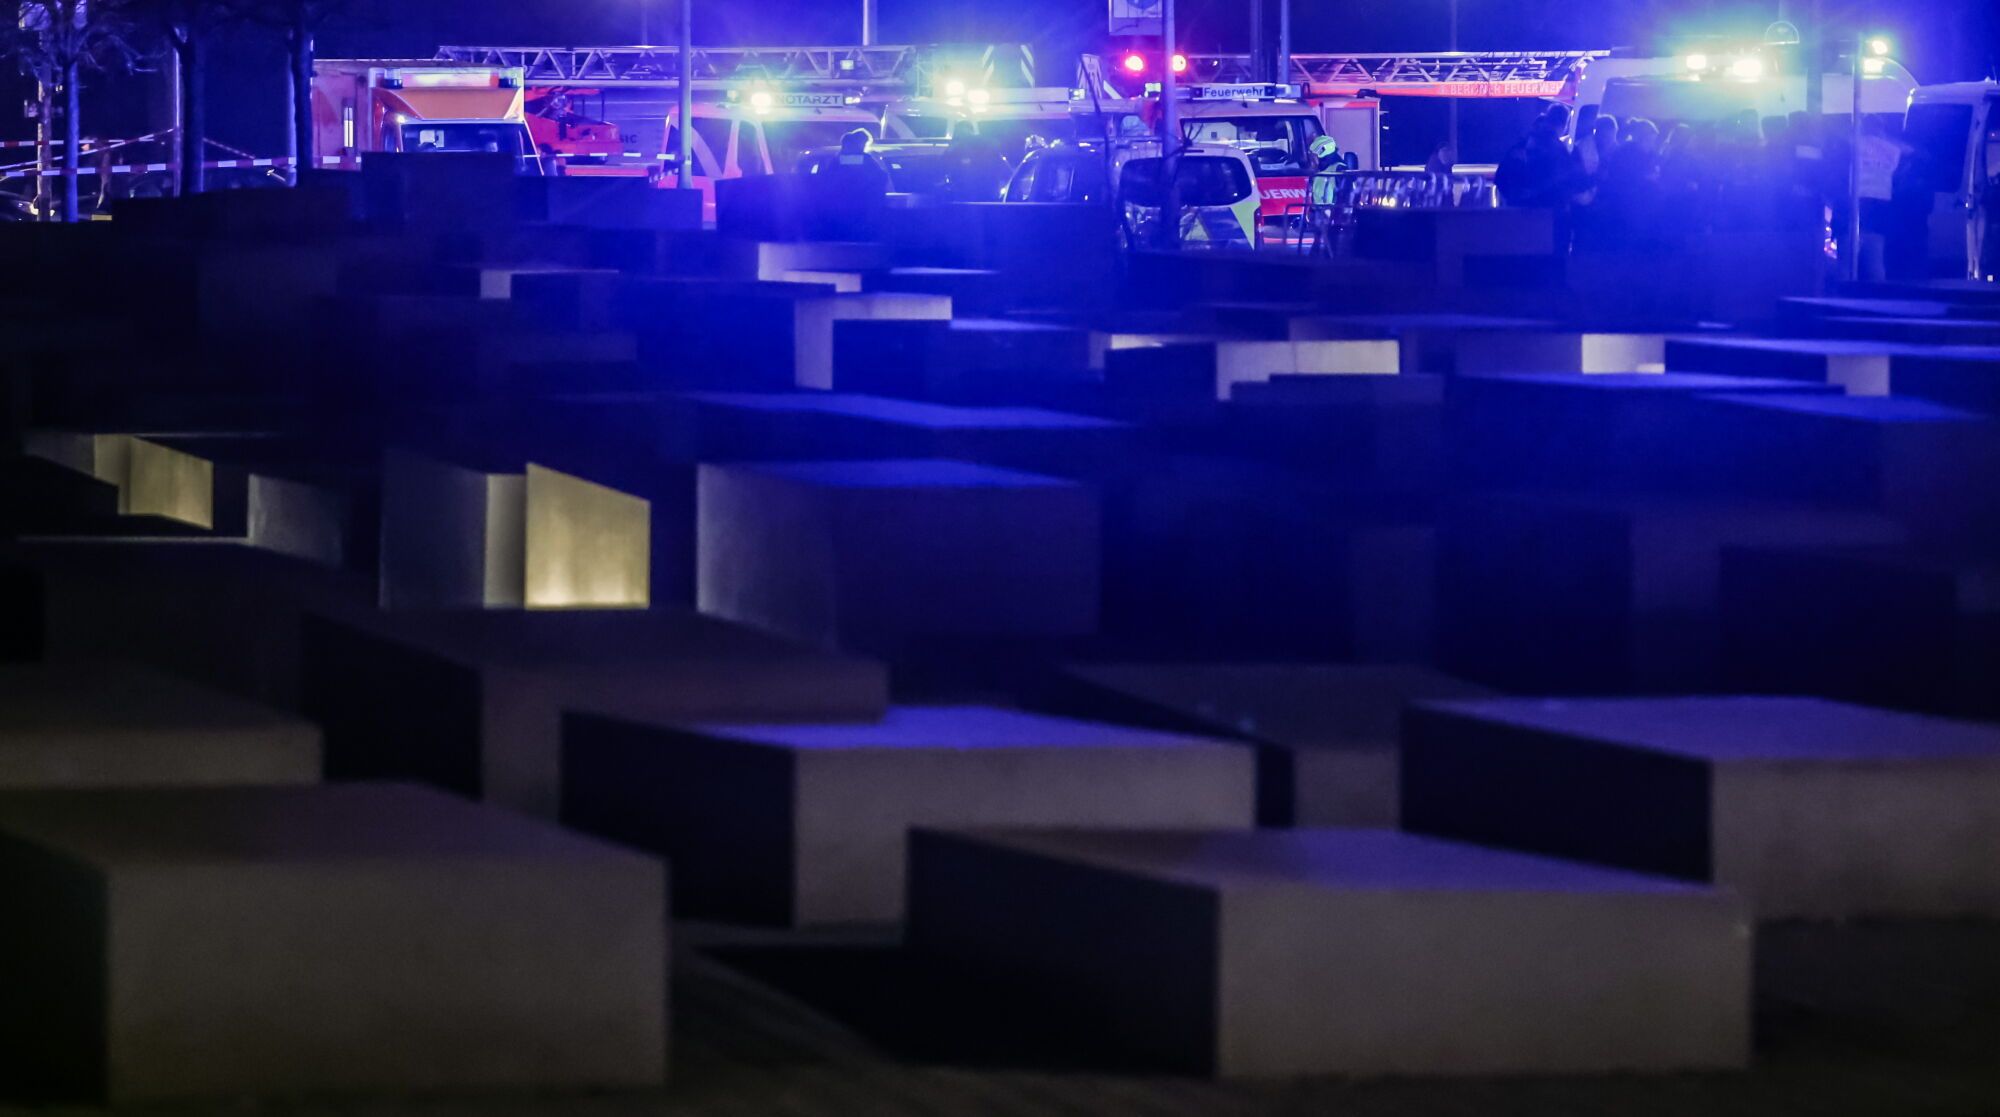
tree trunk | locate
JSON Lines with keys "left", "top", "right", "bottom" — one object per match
{"left": 34, "top": 82, "right": 52, "bottom": 221}
{"left": 60, "top": 61, "right": 80, "bottom": 223}
{"left": 177, "top": 33, "right": 205, "bottom": 196}
{"left": 288, "top": 26, "right": 314, "bottom": 185}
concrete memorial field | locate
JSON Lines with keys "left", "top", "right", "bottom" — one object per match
{"left": 2, "top": 158, "right": 1999, "bottom": 1113}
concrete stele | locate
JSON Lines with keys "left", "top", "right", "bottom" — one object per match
{"left": 0, "top": 782, "right": 667, "bottom": 1103}
{"left": 907, "top": 827, "right": 1749, "bottom": 1077}
{"left": 1058, "top": 663, "right": 1493, "bottom": 826}
{"left": 696, "top": 459, "right": 1099, "bottom": 652}
{"left": 561, "top": 704, "right": 1257, "bottom": 925}
{"left": 1404, "top": 696, "right": 2000, "bottom": 919}
{"left": 0, "top": 662, "right": 320, "bottom": 790}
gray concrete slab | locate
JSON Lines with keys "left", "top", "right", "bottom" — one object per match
{"left": 1439, "top": 493, "right": 1906, "bottom": 691}
{"left": 563, "top": 705, "right": 1255, "bottom": 925}
{"left": 301, "top": 604, "right": 889, "bottom": 818}
{"left": 1719, "top": 544, "right": 2000, "bottom": 720}
{"left": 1055, "top": 663, "right": 1493, "bottom": 826}
{"left": 1405, "top": 696, "right": 2000, "bottom": 919}
{"left": 697, "top": 460, "right": 1098, "bottom": 654}
{"left": 907, "top": 827, "right": 1748, "bottom": 1077}
{"left": 0, "top": 662, "right": 319, "bottom": 789}
{"left": 1689, "top": 393, "right": 2000, "bottom": 548}
{"left": 0, "top": 782, "right": 666, "bottom": 1103}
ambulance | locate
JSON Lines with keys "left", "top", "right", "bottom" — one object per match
{"left": 311, "top": 62, "right": 545, "bottom": 174}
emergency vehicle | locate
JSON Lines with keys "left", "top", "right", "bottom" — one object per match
{"left": 1169, "top": 83, "right": 1326, "bottom": 226}
{"left": 310, "top": 61, "right": 545, "bottom": 174}
{"left": 1905, "top": 80, "right": 2000, "bottom": 279}
{"left": 1002, "top": 139, "right": 1260, "bottom": 249}
{"left": 429, "top": 43, "right": 1036, "bottom": 216}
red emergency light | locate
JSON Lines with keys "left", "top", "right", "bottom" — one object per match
{"left": 1120, "top": 52, "right": 1188, "bottom": 75}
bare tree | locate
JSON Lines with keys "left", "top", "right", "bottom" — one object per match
{"left": 254, "top": 0, "right": 347, "bottom": 184}
{"left": 122, "top": 0, "right": 239, "bottom": 195}
{"left": 11, "top": 1, "right": 134, "bottom": 221}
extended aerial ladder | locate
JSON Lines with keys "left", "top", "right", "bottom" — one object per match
{"left": 1091, "top": 50, "right": 1609, "bottom": 100}
{"left": 433, "top": 43, "right": 1036, "bottom": 96}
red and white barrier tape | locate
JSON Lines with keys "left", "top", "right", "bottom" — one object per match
{"left": 0, "top": 157, "right": 295, "bottom": 180}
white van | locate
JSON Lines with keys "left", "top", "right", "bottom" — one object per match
{"left": 1904, "top": 81, "right": 2000, "bottom": 279}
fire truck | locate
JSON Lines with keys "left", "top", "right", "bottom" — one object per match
{"left": 432, "top": 43, "right": 1036, "bottom": 207}
{"left": 310, "top": 61, "right": 545, "bottom": 174}
{"left": 1102, "top": 49, "right": 1608, "bottom": 169}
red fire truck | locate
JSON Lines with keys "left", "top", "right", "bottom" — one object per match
{"left": 310, "top": 61, "right": 545, "bottom": 174}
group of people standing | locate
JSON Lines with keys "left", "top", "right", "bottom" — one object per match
{"left": 1496, "top": 100, "right": 1933, "bottom": 278}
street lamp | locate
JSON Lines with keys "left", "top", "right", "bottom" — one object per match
{"left": 1846, "top": 33, "right": 1892, "bottom": 281}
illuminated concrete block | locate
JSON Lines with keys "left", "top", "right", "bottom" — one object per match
{"left": 523, "top": 463, "right": 650, "bottom": 610}
{"left": 482, "top": 267, "right": 623, "bottom": 331}
{"left": 1439, "top": 494, "right": 1905, "bottom": 692}
{"left": 908, "top": 828, "right": 1749, "bottom": 1076}
{"left": 300, "top": 606, "right": 888, "bottom": 817}
{"left": 27, "top": 433, "right": 226, "bottom": 531}
{"left": 0, "top": 783, "right": 666, "bottom": 1103}
{"left": 562, "top": 705, "right": 1255, "bottom": 925}
{"left": 0, "top": 663, "right": 319, "bottom": 790}
{"left": 1106, "top": 339, "right": 1400, "bottom": 401}
{"left": 1719, "top": 545, "right": 2000, "bottom": 720}
{"left": 1289, "top": 313, "right": 1558, "bottom": 373}
{"left": 792, "top": 292, "right": 953, "bottom": 390}
{"left": 754, "top": 240, "right": 889, "bottom": 281}
{"left": 1056, "top": 663, "right": 1492, "bottom": 826}
{"left": 1453, "top": 331, "right": 1667, "bottom": 374}
{"left": 698, "top": 460, "right": 1098, "bottom": 652}
{"left": 378, "top": 450, "right": 522, "bottom": 610}
{"left": 378, "top": 451, "right": 649, "bottom": 611}
{"left": 1087, "top": 330, "right": 1212, "bottom": 371}
{"left": 1664, "top": 337, "right": 1921, "bottom": 395}
{"left": 1404, "top": 697, "right": 2000, "bottom": 919}
{"left": 870, "top": 266, "right": 1005, "bottom": 314}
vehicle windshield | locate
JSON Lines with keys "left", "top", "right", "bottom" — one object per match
{"left": 1119, "top": 156, "right": 1254, "bottom": 207}
{"left": 762, "top": 120, "right": 871, "bottom": 171}
{"left": 399, "top": 123, "right": 542, "bottom": 174}
{"left": 973, "top": 116, "right": 1074, "bottom": 164}
{"left": 1903, "top": 102, "right": 1973, "bottom": 192}
{"left": 1006, "top": 154, "right": 1111, "bottom": 202}
{"left": 894, "top": 111, "right": 957, "bottom": 141}
{"left": 1180, "top": 114, "right": 1317, "bottom": 175}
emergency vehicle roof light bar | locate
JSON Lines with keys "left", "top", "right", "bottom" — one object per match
{"left": 1179, "top": 50, "right": 1609, "bottom": 93}
{"left": 434, "top": 43, "right": 1034, "bottom": 91}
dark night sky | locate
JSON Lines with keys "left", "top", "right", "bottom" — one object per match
{"left": 20, "top": 0, "right": 1999, "bottom": 159}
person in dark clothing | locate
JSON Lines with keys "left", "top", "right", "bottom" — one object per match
{"left": 810, "top": 128, "right": 892, "bottom": 195}
{"left": 943, "top": 131, "right": 1010, "bottom": 201}
{"left": 1496, "top": 103, "right": 1577, "bottom": 208}
{"left": 1596, "top": 117, "right": 1662, "bottom": 245}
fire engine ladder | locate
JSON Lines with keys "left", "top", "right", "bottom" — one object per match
{"left": 433, "top": 43, "right": 1034, "bottom": 92}
{"left": 1183, "top": 51, "right": 1609, "bottom": 90}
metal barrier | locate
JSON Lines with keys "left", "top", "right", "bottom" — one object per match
{"left": 1295, "top": 168, "right": 1500, "bottom": 256}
